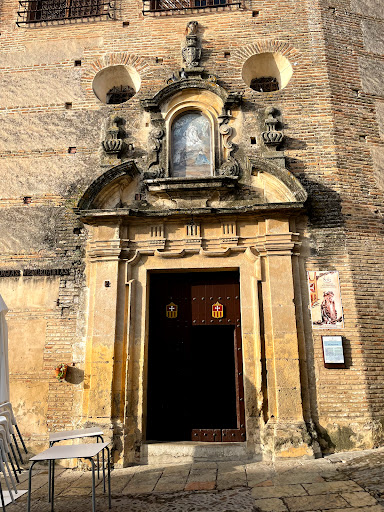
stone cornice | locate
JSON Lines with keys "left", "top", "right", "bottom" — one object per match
{"left": 78, "top": 201, "right": 305, "bottom": 224}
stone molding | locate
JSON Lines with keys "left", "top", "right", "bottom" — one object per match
{"left": 250, "top": 157, "right": 308, "bottom": 203}
{"left": 77, "top": 161, "right": 140, "bottom": 211}
{"left": 141, "top": 79, "right": 242, "bottom": 112}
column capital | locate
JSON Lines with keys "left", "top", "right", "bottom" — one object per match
{"left": 88, "top": 240, "right": 122, "bottom": 261}
{"left": 256, "top": 232, "right": 301, "bottom": 256}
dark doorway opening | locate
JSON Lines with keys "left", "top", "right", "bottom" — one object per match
{"left": 190, "top": 326, "right": 237, "bottom": 430}
{"left": 146, "top": 271, "right": 245, "bottom": 442}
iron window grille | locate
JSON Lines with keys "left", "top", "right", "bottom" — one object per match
{"left": 17, "top": 0, "right": 115, "bottom": 25}
{"left": 250, "top": 77, "right": 279, "bottom": 93}
{"left": 143, "top": 0, "right": 241, "bottom": 14}
{"left": 106, "top": 85, "right": 136, "bottom": 104}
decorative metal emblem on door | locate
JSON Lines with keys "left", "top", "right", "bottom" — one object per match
{"left": 166, "top": 302, "right": 178, "bottom": 318}
{"left": 212, "top": 301, "right": 224, "bottom": 318}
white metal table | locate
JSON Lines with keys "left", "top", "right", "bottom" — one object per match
{"left": 27, "top": 442, "right": 111, "bottom": 512}
{"left": 49, "top": 427, "right": 104, "bottom": 445}
{"left": 48, "top": 427, "right": 104, "bottom": 501}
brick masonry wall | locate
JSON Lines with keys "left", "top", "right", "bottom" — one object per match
{"left": 0, "top": 0, "right": 383, "bottom": 454}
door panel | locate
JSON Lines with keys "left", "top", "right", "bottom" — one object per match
{"left": 146, "top": 271, "right": 246, "bottom": 442}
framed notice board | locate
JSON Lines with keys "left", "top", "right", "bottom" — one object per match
{"left": 322, "top": 335, "right": 345, "bottom": 368}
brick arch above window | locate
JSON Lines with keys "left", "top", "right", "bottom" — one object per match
{"left": 82, "top": 53, "right": 153, "bottom": 103}
{"left": 231, "top": 39, "right": 301, "bottom": 66}
{"left": 231, "top": 40, "right": 301, "bottom": 92}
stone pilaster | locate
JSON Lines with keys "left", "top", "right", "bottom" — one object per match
{"left": 83, "top": 223, "right": 122, "bottom": 433}
{"left": 260, "top": 218, "right": 316, "bottom": 459}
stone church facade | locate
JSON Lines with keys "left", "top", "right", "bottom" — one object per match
{"left": 0, "top": 0, "right": 383, "bottom": 464}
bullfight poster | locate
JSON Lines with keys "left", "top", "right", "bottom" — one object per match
{"left": 307, "top": 271, "right": 344, "bottom": 329}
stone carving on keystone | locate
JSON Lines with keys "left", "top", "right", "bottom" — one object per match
{"left": 182, "top": 21, "right": 201, "bottom": 68}
{"left": 261, "top": 107, "right": 284, "bottom": 148}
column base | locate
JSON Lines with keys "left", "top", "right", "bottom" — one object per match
{"left": 261, "top": 420, "right": 321, "bottom": 460}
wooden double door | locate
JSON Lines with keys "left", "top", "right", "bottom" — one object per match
{"left": 146, "top": 271, "right": 246, "bottom": 442}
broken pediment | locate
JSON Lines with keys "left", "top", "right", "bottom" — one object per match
{"left": 77, "top": 155, "right": 307, "bottom": 218}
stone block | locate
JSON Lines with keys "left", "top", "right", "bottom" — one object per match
{"left": 251, "top": 484, "right": 306, "bottom": 498}
{"left": 272, "top": 472, "right": 324, "bottom": 485}
{"left": 359, "top": 57, "right": 384, "bottom": 97}
{"left": 184, "top": 481, "right": 216, "bottom": 491}
{"left": 303, "top": 480, "right": 363, "bottom": 495}
{"left": 372, "top": 146, "right": 384, "bottom": 191}
{"left": 341, "top": 491, "right": 378, "bottom": 507}
{"left": 376, "top": 101, "right": 384, "bottom": 139}
{"left": 284, "top": 494, "right": 349, "bottom": 511}
{"left": 361, "top": 20, "right": 384, "bottom": 55}
{"left": 253, "top": 498, "right": 288, "bottom": 511}
{"left": 351, "top": 0, "right": 384, "bottom": 18}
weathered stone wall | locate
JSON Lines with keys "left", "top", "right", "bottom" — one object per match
{"left": 0, "top": 0, "right": 383, "bottom": 457}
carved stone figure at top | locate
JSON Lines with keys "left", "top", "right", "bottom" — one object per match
{"left": 182, "top": 21, "right": 201, "bottom": 68}
{"left": 185, "top": 20, "right": 198, "bottom": 35}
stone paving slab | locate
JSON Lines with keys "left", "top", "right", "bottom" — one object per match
{"left": 325, "top": 507, "right": 384, "bottom": 512}
{"left": 252, "top": 484, "right": 307, "bottom": 499}
{"left": 303, "top": 481, "right": 363, "bottom": 495}
{"left": 253, "top": 497, "right": 288, "bottom": 511}
{"left": 283, "top": 494, "right": 350, "bottom": 511}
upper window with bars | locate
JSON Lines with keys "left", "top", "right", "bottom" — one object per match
{"left": 17, "top": 0, "right": 115, "bottom": 25}
{"left": 142, "top": 0, "right": 241, "bottom": 15}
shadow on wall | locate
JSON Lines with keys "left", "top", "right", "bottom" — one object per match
{"left": 65, "top": 366, "right": 85, "bottom": 385}
{"left": 298, "top": 180, "right": 346, "bottom": 455}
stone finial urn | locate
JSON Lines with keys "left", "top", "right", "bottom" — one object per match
{"left": 102, "top": 117, "right": 126, "bottom": 156}
{"left": 261, "top": 107, "right": 284, "bottom": 147}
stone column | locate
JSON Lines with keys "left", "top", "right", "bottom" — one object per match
{"left": 83, "top": 222, "right": 122, "bottom": 432}
{"left": 261, "top": 218, "right": 315, "bottom": 459}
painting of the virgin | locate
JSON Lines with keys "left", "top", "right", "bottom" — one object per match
{"left": 171, "top": 112, "right": 212, "bottom": 177}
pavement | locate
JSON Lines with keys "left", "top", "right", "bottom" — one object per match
{"left": 3, "top": 447, "right": 384, "bottom": 511}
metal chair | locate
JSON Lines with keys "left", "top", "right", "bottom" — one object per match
{"left": 0, "top": 437, "right": 18, "bottom": 507}
{"left": 0, "top": 403, "right": 28, "bottom": 459}
{"left": 0, "top": 424, "right": 21, "bottom": 482}
{"left": 0, "top": 480, "right": 5, "bottom": 512}
{"left": 0, "top": 437, "right": 18, "bottom": 497}
{"left": 0, "top": 407, "right": 24, "bottom": 465}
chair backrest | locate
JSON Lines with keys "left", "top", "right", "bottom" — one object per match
{"left": 0, "top": 403, "right": 16, "bottom": 425}
{"left": 0, "top": 438, "right": 6, "bottom": 460}
{"left": 0, "top": 424, "right": 12, "bottom": 447}
{"left": 0, "top": 413, "right": 14, "bottom": 435}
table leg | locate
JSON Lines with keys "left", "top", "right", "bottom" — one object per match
{"left": 27, "top": 461, "right": 37, "bottom": 512}
{"left": 51, "top": 459, "right": 55, "bottom": 512}
{"left": 0, "top": 479, "right": 6, "bottom": 512}
{"left": 96, "top": 436, "right": 99, "bottom": 480}
{"left": 90, "top": 458, "right": 96, "bottom": 512}
{"left": 102, "top": 445, "right": 105, "bottom": 493}
{"left": 48, "top": 442, "right": 53, "bottom": 503}
{"left": 106, "top": 446, "right": 111, "bottom": 509}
